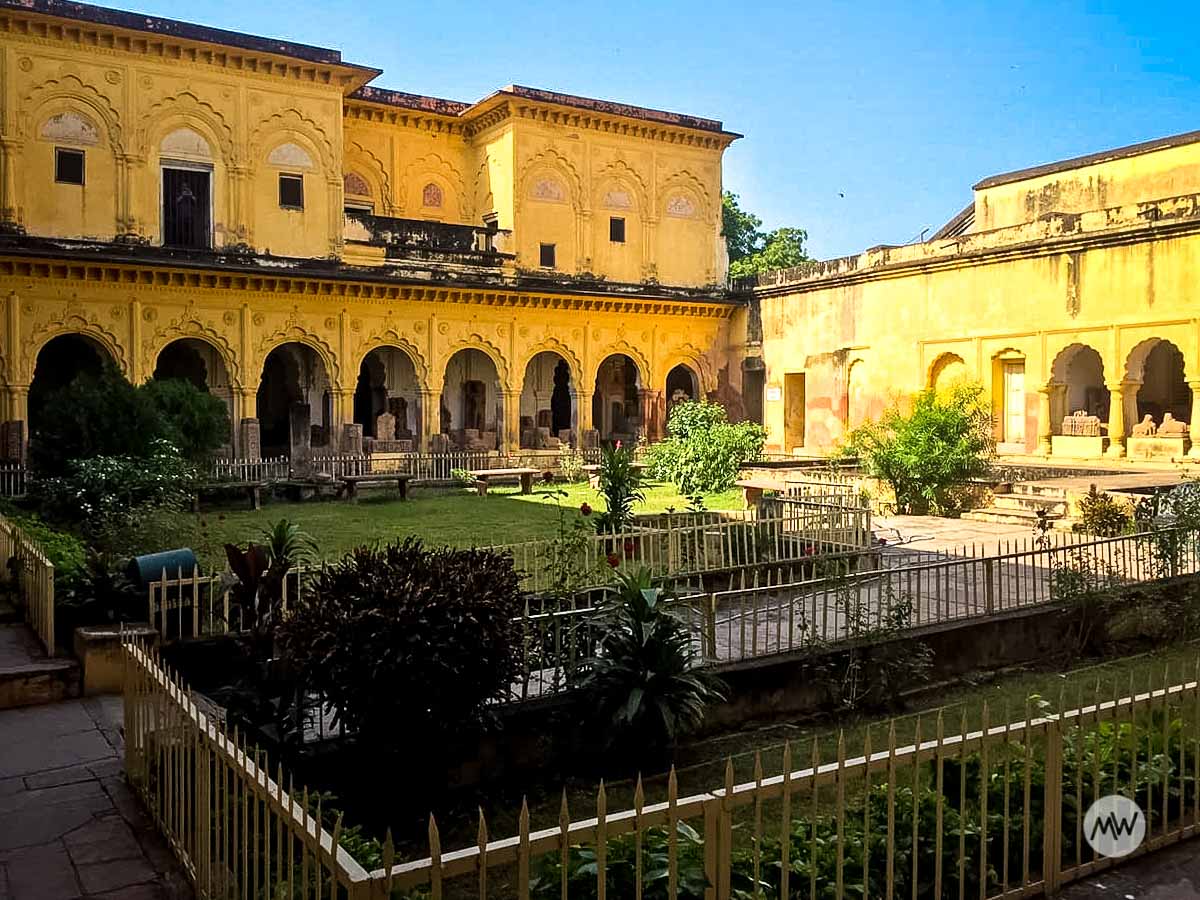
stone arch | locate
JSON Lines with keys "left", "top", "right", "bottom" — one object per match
{"left": 928, "top": 351, "right": 968, "bottom": 391}
{"left": 22, "top": 316, "right": 127, "bottom": 382}
{"left": 137, "top": 92, "right": 235, "bottom": 164}
{"left": 256, "top": 328, "right": 340, "bottom": 389}
{"left": 517, "top": 149, "right": 584, "bottom": 212}
{"left": 520, "top": 350, "right": 577, "bottom": 447}
{"left": 355, "top": 332, "right": 429, "bottom": 390}
{"left": 27, "top": 332, "right": 121, "bottom": 436}
{"left": 400, "top": 154, "right": 467, "bottom": 219}
{"left": 440, "top": 344, "right": 506, "bottom": 447}
{"left": 1126, "top": 338, "right": 1190, "bottom": 426}
{"left": 1049, "top": 342, "right": 1108, "bottom": 423}
{"left": 144, "top": 317, "right": 241, "bottom": 390}
{"left": 589, "top": 342, "right": 649, "bottom": 393}
{"left": 354, "top": 344, "right": 424, "bottom": 442}
{"left": 657, "top": 348, "right": 713, "bottom": 398}
{"left": 516, "top": 338, "right": 583, "bottom": 389}
{"left": 20, "top": 75, "right": 124, "bottom": 150}
{"left": 593, "top": 351, "right": 644, "bottom": 442}
{"left": 256, "top": 341, "right": 335, "bottom": 453}
{"left": 437, "top": 336, "right": 511, "bottom": 393}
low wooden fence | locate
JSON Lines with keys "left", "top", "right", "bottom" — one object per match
{"left": 0, "top": 512, "right": 55, "bottom": 655}
{"left": 0, "top": 462, "right": 26, "bottom": 497}
{"left": 125, "top": 636, "right": 1200, "bottom": 899}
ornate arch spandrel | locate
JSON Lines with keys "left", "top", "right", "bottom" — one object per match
{"left": 589, "top": 342, "right": 652, "bottom": 394}
{"left": 354, "top": 330, "right": 430, "bottom": 392}
{"left": 593, "top": 159, "right": 649, "bottom": 213}
{"left": 516, "top": 338, "right": 584, "bottom": 390}
{"left": 142, "top": 312, "right": 242, "bottom": 391}
{"left": 657, "top": 347, "right": 713, "bottom": 397}
{"left": 517, "top": 148, "right": 584, "bottom": 212}
{"left": 398, "top": 153, "right": 468, "bottom": 219}
{"left": 254, "top": 327, "right": 341, "bottom": 390}
{"left": 437, "top": 335, "right": 512, "bottom": 394}
{"left": 21, "top": 74, "right": 124, "bottom": 152}
{"left": 249, "top": 108, "right": 335, "bottom": 174}
{"left": 22, "top": 314, "right": 128, "bottom": 382}
{"left": 136, "top": 91, "right": 235, "bottom": 164}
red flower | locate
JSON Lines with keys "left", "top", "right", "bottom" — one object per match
{"left": 580, "top": 502, "right": 592, "bottom": 516}
{"left": 606, "top": 553, "right": 620, "bottom": 568}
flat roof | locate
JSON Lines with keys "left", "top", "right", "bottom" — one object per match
{"left": 974, "top": 128, "right": 1200, "bottom": 190}
{"left": 0, "top": 0, "right": 372, "bottom": 69}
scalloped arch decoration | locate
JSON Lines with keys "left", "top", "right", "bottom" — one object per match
{"left": 518, "top": 148, "right": 583, "bottom": 211}
{"left": 399, "top": 154, "right": 467, "bottom": 218}
{"left": 255, "top": 328, "right": 340, "bottom": 385}
{"left": 659, "top": 170, "right": 712, "bottom": 221}
{"left": 594, "top": 160, "right": 648, "bottom": 212}
{"left": 440, "top": 336, "right": 511, "bottom": 391}
{"left": 144, "top": 319, "right": 242, "bottom": 389}
{"left": 345, "top": 141, "right": 393, "bottom": 211}
{"left": 22, "top": 315, "right": 128, "bottom": 381}
{"left": 518, "top": 339, "right": 584, "bottom": 388}
{"left": 137, "top": 91, "right": 234, "bottom": 163}
{"left": 21, "top": 74, "right": 124, "bottom": 149}
{"left": 591, "top": 342, "right": 651, "bottom": 391}
{"left": 248, "top": 109, "right": 334, "bottom": 173}
{"left": 357, "top": 330, "right": 430, "bottom": 389}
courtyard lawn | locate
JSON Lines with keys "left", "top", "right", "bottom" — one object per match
{"left": 180, "top": 479, "right": 743, "bottom": 568}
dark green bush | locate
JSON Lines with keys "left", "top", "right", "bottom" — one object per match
{"left": 579, "top": 568, "right": 724, "bottom": 754}
{"left": 1073, "top": 485, "right": 1133, "bottom": 537}
{"left": 141, "top": 377, "right": 231, "bottom": 461}
{"left": 276, "top": 538, "right": 526, "bottom": 745}
{"left": 595, "top": 443, "right": 646, "bottom": 533}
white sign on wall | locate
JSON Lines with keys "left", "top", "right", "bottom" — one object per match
{"left": 766, "top": 386, "right": 783, "bottom": 402}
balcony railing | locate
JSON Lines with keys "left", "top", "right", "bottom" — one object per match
{"left": 343, "top": 211, "right": 512, "bottom": 262}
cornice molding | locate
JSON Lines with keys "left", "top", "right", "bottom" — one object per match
{"left": 0, "top": 9, "right": 365, "bottom": 91}
{"left": 752, "top": 215, "right": 1200, "bottom": 299}
{"left": 0, "top": 256, "right": 736, "bottom": 320}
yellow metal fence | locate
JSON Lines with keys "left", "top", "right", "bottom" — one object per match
{"left": 125, "top": 638, "right": 1200, "bottom": 899}
{"left": 0, "top": 511, "right": 55, "bottom": 655}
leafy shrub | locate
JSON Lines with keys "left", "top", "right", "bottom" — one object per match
{"left": 845, "top": 382, "right": 994, "bottom": 515}
{"left": 558, "top": 446, "right": 587, "bottom": 483}
{"left": 141, "top": 377, "right": 231, "bottom": 461}
{"left": 645, "top": 400, "right": 766, "bottom": 494}
{"left": 595, "top": 443, "right": 645, "bottom": 533}
{"left": 1072, "top": 485, "right": 1133, "bottom": 537}
{"left": 32, "top": 440, "right": 198, "bottom": 536}
{"left": 579, "top": 568, "right": 724, "bottom": 754}
{"left": 277, "top": 538, "right": 525, "bottom": 745}
{"left": 2, "top": 511, "right": 87, "bottom": 594}
{"left": 225, "top": 518, "right": 317, "bottom": 642}
{"left": 450, "top": 467, "right": 475, "bottom": 486}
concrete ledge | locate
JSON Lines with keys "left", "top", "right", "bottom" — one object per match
{"left": 73, "top": 625, "right": 159, "bottom": 696}
{"left": 0, "top": 657, "right": 79, "bottom": 709}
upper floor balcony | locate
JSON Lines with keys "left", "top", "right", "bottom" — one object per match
{"left": 342, "top": 211, "right": 514, "bottom": 270}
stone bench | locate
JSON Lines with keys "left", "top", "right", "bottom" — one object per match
{"left": 335, "top": 473, "right": 414, "bottom": 501}
{"left": 734, "top": 478, "right": 790, "bottom": 508}
{"left": 469, "top": 467, "right": 539, "bottom": 496}
{"left": 191, "top": 481, "right": 265, "bottom": 512}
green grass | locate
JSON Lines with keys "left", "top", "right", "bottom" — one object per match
{"left": 179, "top": 480, "right": 743, "bottom": 568}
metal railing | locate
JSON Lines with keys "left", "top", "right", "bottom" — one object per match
{"left": 0, "top": 512, "right": 55, "bottom": 655}
{"left": 0, "top": 462, "right": 26, "bottom": 497}
{"left": 145, "top": 500, "right": 872, "bottom": 643}
{"left": 123, "top": 642, "right": 369, "bottom": 897}
{"left": 126, "top": 636, "right": 1200, "bottom": 899}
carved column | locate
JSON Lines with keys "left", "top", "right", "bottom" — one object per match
{"left": 642, "top": 215, "right": 658, "bottom": 281}
{"left": 639, "top": 388, "right": 664, "bottom": 443}
{"left": 7, "top": 385, "right": 28, "bottom": 457}
{"left": 579, "top": 209, "right": 593, "bottom": 273}
{"left": 1188, "top": 380, "right": 1200, "bottom": 459}
{"left": 1037, "top": 385, "right": 1054, "bottom": 456}
{"left": 501, "top": 389, "right": 522, "bottom": 454}
{"left": 329, "top": 388, "right": 353, "bottom": 451}
{"left": 1106, "top": 381, "right": 1128, "bottom": 458}
{"left": 0, "top": 138, "right": 21, "bottom": 228}
{"left": 327, "top": 176, "right": 344, "bottom": 258}
{"left": 419, "top": 389, "right": 441, "bottom": 453}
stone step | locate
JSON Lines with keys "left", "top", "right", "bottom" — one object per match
{"left": 0, "top": 623, "right": 80, "bottom": 710}
{"left": 962, "top": 506, "right": 1063, "bottom": 527}
{"left": 1011, "top": 481, "right": 1070, "bottom": 499}
{"left": 993, "top": 493, "right": 1068, "bottom": 514}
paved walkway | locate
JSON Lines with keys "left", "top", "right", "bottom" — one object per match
{"left": 0, "top": 697, "right": 191, "bottom": 899}
{"left": 1061, "top": 838, "right": 1200, "bottom": 898}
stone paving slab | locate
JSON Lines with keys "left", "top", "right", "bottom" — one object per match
{"left": 1060, "top": 838, "right": 1200, "bottom": 898}
{"left": 0, "top": 696, "right": 191, "bottom": 899}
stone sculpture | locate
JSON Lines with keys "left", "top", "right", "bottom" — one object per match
{"left": 1131, "top": 414, "right": 1157, "bottom": 437}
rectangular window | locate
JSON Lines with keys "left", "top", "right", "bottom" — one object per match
{"left": 279, "top": 174, "right": 304, "bottom": 210}
{"left": 55, "top": 148, "right": 85, "bottom": 185}
{"left": 609, "top": 216, "right": 626, "bottom": 243}
{"left": 162, "top": 166, "right": 212, "bottom": 249}
{"left": 539, "top": 243, "right": 556, "bottom": 268}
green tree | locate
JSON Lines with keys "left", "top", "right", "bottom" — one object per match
{"left": 141, "top": 377, "right": 231, "bottom": 461}
{"left": 846, "top": 381, "right": 994, "bottom": 515}
{"left": 645, "top": 399, "right": 766, "bottom": 494}
{"left": 722, "top": 192, "right": 810, "bottom": 278}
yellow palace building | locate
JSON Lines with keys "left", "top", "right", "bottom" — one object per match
{"left": 0, "top": 0, "right": 740, "bottom": 459}
{"left": 3, "top": 0, "right": 1200, "bottom": 468}
{"left": 747, "top": 129, "right": 1200, "bottom": 463}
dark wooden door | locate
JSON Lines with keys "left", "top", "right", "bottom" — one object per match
{"left": 162, "top": 168, "right": 211, "bottom": 249}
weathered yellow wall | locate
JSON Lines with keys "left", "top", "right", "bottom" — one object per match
{"left": 3, "top": 25, "right": 345, "bottom": 256}
{"left": 0, "top": 258, "right": 735, "bottom": 452}
{"left": 975, "top": 141, "right": 1200, "bottom": 231}
{"left": 755, "top": 194, "right": 1200, "bottom": 458}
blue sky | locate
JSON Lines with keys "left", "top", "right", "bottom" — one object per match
{"left": 108, "top": 0, "right": 1198, "bottom": 259}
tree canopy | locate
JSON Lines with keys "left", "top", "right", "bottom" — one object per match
{"left": 722, "top": 192, "right": 810, "bottom": 278}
